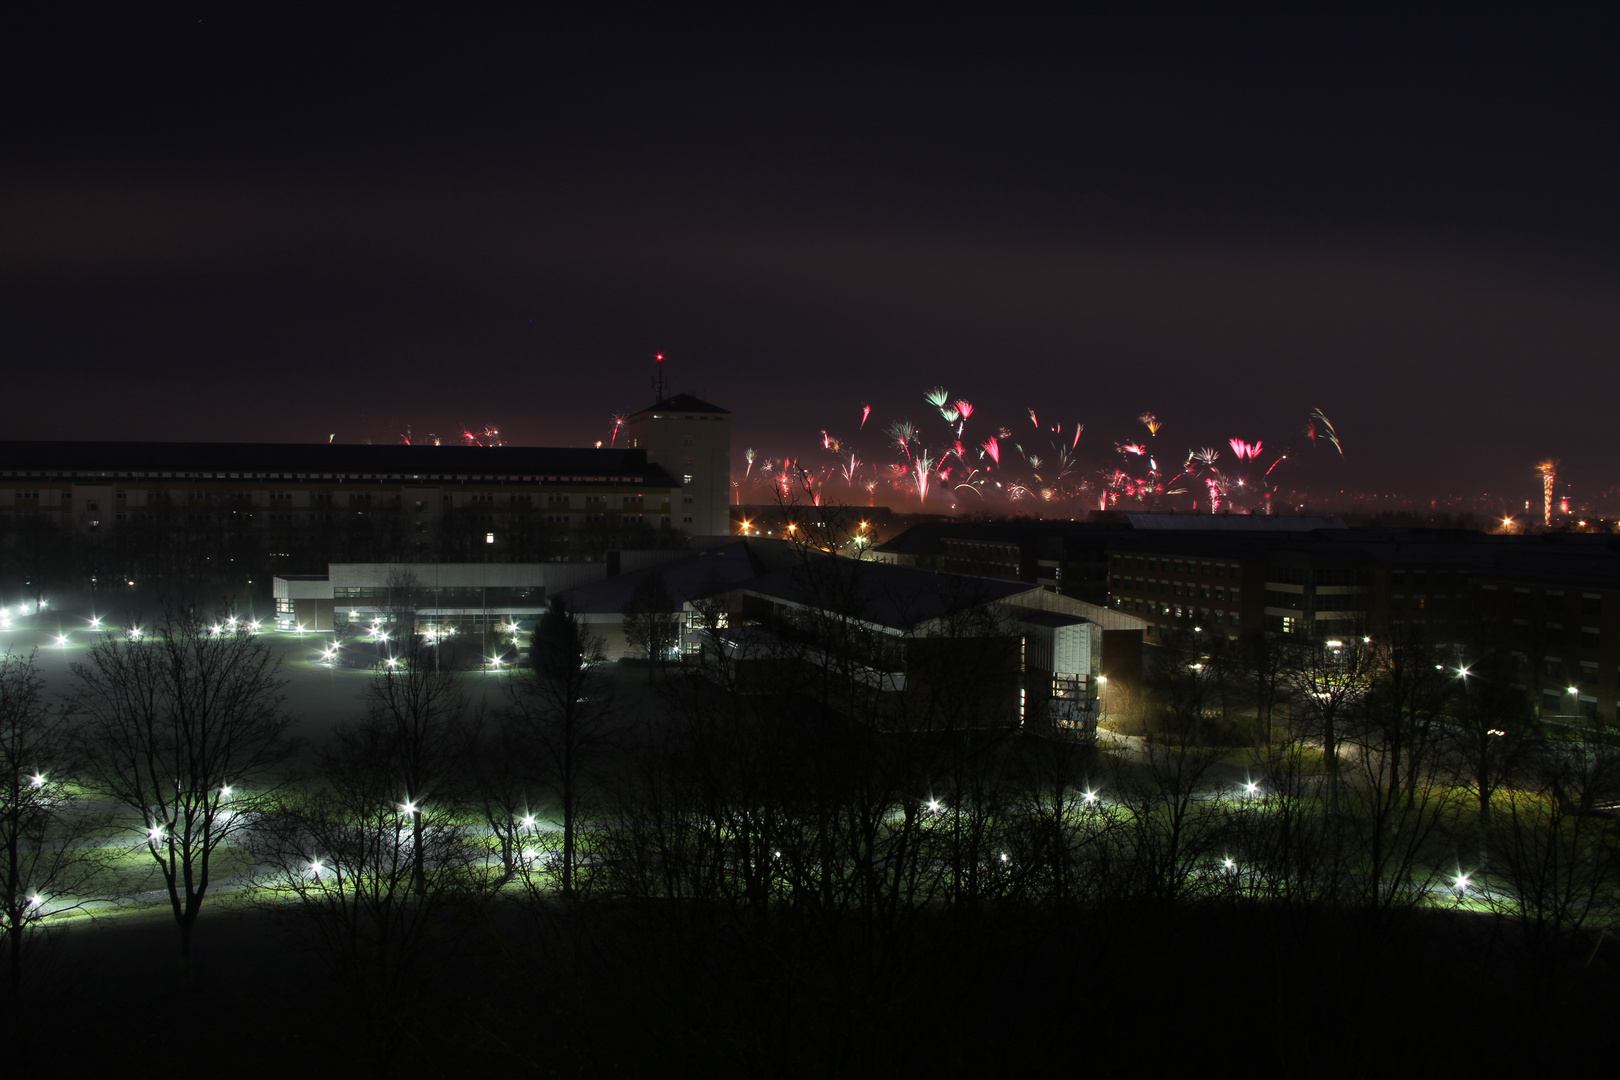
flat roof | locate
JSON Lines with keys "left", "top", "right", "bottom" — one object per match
{"left": 0, "top": 441, "right": 681, "bottom": 487}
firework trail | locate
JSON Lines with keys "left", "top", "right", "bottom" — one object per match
{"left": 841, "top": 452, "right": 861, "bottom": 485}
{"left": 1139, "top": 412, "right": 1162, "bottom": 436}
{"left": 1072, "top": 423, "right": 1084, "bottom": 449}
{"left": 860, "top": 403, "right": 871, "bottom": 429}
{"left": 461, "top": 426, "right": 504, "bottom": 447}
{"left": 400, "top": 426, "right": 413, "bottom": 445}
{"left": 924, "top": 386, "right": 951, "bottom": 409}
{"left": 982, "top": 436, "right": 1000, "bottom": 463}
{"left": 1537, "top": 459, "right": 1558, "bottom": 526}
{"left": 1028, "top": 408, "right": 1039, "bottom": 428}
{"left": 608, "top": 415, "right": 626, "bottom": 447}
{"left": 745, "top": 448, "right": 756, "bottom": 479}
{"left": 1264, "top": 453, "right": 1288, "bottom": 477}
{"left": 1309, "top": 408, "right": 1344, "bottom": 456}
{"left": 1117, "top": 442, "right": 1147, "bottom": 456}
{"left": 913, "top": 449, "right": 936, "bottom": 504}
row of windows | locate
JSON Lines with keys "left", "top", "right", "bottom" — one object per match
{"left": 1116, "top": 556, "right": 1240, "bottom": 578}
{"left": 1117, "top": 578, "right": 1239, "bottom": 603}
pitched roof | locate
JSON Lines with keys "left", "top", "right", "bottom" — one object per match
{"left": 556, "top": 541, "right": 769, "bottom": 613}
{"left": 742, "top": 559, "right": 1035, "bottom": 631}
{"left": 631, "top": 394, "right": 731, "bottom": 415}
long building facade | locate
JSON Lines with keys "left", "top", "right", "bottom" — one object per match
{"left": 0, "top": 395, "right": 733, "bottom": 600}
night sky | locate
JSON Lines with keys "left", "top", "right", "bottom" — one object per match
{"left": 3, "top": 8, "right": 1617, "bottom": 505}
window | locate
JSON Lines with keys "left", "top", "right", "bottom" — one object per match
{"left": 1583, "top": 595, "right": 1602, "bottom": 616}
{"left": 1546, "top": 592, "right": 1566, "bottom": 613}
{"left": 1542, "top": 657, "right": 1562, "bottom": 679}
{"left": 683, "top": 474, "right": 694, "bottom": 486}
{"left": 1542, "top": 691, "right": 1562, "bottom": 715}
{"left": 1583, "top": 627, "right": 1601, "bottom": 650}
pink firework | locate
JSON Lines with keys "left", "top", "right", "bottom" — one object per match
{"left": 982, "top": 436, "right": 1000, "bottom": 464}
{"left": 954, "top": 400, "right": 974, "bottom": 422}
{"left": 1118, "top": 442, "right": 1147, "bottom": 456}
{"left": 1072, "top": 424, "right": 1084, "bottom": 449}
{"left": 609, "top": 415, "right": 626, "bottom": 447}
{"left": 860, "top": 403, "right": 871, "bottom": 429}
{"left": 1228, "top": 438, "right": 1262, "bottom": 460}
{"left": 1028, "top": 408, "right": 1039, "bottom": 428}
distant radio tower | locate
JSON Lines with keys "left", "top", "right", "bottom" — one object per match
{"left": 1536, "top": 459, "right": 1558, "bottom": 526}
{"left": 653, "top": 352, "right": 667, "bottom": 404}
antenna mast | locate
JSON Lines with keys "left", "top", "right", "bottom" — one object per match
{"left": 653, "top": 352, "right": 667, "bottom": 404}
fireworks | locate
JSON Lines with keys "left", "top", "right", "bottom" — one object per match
{"left": 1228, "top": 438, "right": 1262, "bottom": 460}
{"left": 1537, "top": 459, "right": 1558, "bottom": 526}
{"left": 734, "top": 384, "right": 1347, "bottom": 518}
{"left": 460, "top": 426, "right": 504, "bottom": 447}
{"left": 1308, "top": 408, "right": 1343, "bottom": 456}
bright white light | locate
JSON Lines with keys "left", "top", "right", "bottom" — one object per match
{"left": 30, "top": 773, "right": 45, "bottom": 788}
{"left": 1326, "top": 640, "right": 1343, "bottom": 648}
{"left": 926, "top": 798, "right": 942, "bottom": 813}
{"left": 54, "top": 634, "right": 68, "bottom": 647}
{"left": 522, "top": 847, "right": 537, "bottom": 861}
{"left": 128, "top": 627, "right": 143, "bottom": 640}
{"left": 521, "top": 814, "right": 535, "bottom": 828}
{"left": 400, "top": 801, "right": 417, "bottom": 816}
{"left": 27, "top": 892, "right": 43, "bottom": 908}
{"left": 1243, "top": 781, "right": 1259, "bottom": 796}
{"left": 146, "top": 825, "right": 165, "bottom": 843}
{"left": 309, "top": 858, "right": 324, "bottom": 878}
{"left": 89, "top": 616, "right": 101, "bottom": 628}
{"left": 1568, "top": 686, "right": 1579, "bottom": 695}
{"left": 1083, "top": 790, "right": 1099, "bottom": 805}
{"left": 1096, "top": 675, "right": 1107, "bottom": 684}
{"left": 209, "top": 625, "right": 222, "bottom": 636}
{"left": 1456, "top": 666, "right": 1471, "bottom": 678}
{"left": 220, "top": 784, "right": 232, "bottom": 798}
{"left": 1455, "top": 873, "right": 1471, "bottom": 891}
{"left": 1223, "top": 857, "right": 1236, "bottom": 871}
{"left": 386, "top": 657, "right": 398, "bottom": 668}
{"left": 16, "top": 605, "right": 26, "bottom": 615}
{"left": 999, "top": 853, "right": 1009, "bottom": 863}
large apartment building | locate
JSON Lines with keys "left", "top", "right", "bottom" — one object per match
{"left": 0, "top": 394, "right": 735, "bottom": 597}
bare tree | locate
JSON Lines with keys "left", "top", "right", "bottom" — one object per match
{"left": 255, "top": 724, "right": 493, "bottom": 1070}
{"left": 622, "top": 570, "right": 681, "bottom": 673}
{"left": 0, "top": 651, "right": 110, "bottom": 999}
{"left": 504, "top": 596, "right": 612, "bottom": 897}
{"left": 356, "top": 635, "right": 479, "bottom": 892}
{"left": 70, "top": 607, "right": 295, "bottom": 971}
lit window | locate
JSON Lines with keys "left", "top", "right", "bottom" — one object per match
{"left": 485, "top": 532, "right": 495, "bottom": 544}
